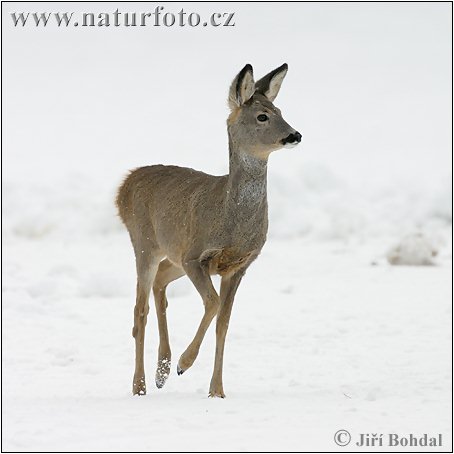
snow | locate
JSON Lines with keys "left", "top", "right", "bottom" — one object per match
{"left": 387, "top": 233, "right": 438, "bottom": 266}
{"left": 3, "top": 2, "right": 452, "bottom": 452}
{"left": 3, "top": 239, "right": 452, "bottom": 451}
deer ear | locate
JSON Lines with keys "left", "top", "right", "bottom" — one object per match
{"left": 228, "top": 64, "right": 255, "bottom": 110}
{"left": 255, "top": 63, "right": 288, "bottom": 102}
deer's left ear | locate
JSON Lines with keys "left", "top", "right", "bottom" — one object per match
{"left": 255, "top": 63, "right": 288, "bottom": 102}
{"left": 228, "top": 64, "right": 255, "bottom": 110}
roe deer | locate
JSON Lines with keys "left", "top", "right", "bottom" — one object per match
{"left": 116, "top": 63, "right": 302, "bottom": 397}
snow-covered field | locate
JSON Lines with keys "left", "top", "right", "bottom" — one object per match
{"left": 3, "top": 2, "right": 452, "bottom": 452}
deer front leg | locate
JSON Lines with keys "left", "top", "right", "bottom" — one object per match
{"left": 209, "top": 270, "right": 244, "bottom": 398}
{"left": 178, "top": 258, "right": 220, "bottom": 374}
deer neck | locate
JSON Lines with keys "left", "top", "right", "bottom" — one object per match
{"left": 225, "top": 134, "right": 268, "bottom": 210}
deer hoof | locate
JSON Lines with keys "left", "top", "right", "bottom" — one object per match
{"left": 177, "top": 365, "right": 185, "bottom": 375}
{"left": 155, "top": 358, "right": 171, "bottom": 389}
{"left": 208, "top": 390, "right": 226, "bottom": 398}
{"left": 209, "top": 379, "right": 225, "bottom": 398}
{"left": 155, "top": 373, "right": 168, "bottom": 389}
{"left": 133, "top": 376, "right": 146, "bottom": 395}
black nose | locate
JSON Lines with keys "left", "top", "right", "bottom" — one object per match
{"left": 282, "top": 131, "right": 302, "bottom": 145}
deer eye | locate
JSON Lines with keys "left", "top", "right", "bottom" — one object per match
{"left": 257, "top": 114, "right": 269, "bottom": 122}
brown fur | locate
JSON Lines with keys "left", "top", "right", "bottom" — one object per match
{"left": 116, "top": 64, "right": 300, "bottom": 397}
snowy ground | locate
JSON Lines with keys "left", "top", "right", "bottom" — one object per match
{"left": 2, "top": 2, "right": 452, "bottom": 452}
{"left": 3, "top": 170, "right": 452, "bottom": 452}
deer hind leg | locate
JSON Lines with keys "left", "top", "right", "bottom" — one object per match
{"left": 177, "top": 259, "right": 220, "bottom": 375}
{"left": 209, "top": 270, "right": 244, "bottom": 398}
{"left": 131, "top": 240, "right": 161, "bottom": 396}
{"left": 152, "top": 259, "right": 185, "bottom": 389}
